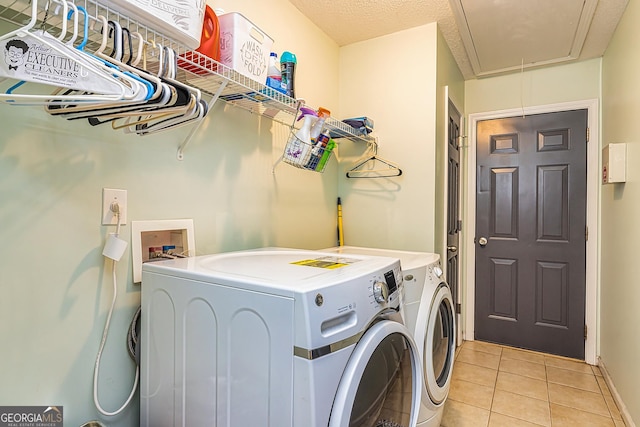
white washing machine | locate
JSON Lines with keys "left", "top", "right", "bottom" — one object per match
{"left": 140, "top": 248, "right": 423, "bottom": 427}
{"left": 324, "top": 247, "right": 456, "bottom": 427}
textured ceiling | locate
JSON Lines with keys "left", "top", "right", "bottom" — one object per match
{"left": 287, "top": 0, "right": 628, "bottom": 79}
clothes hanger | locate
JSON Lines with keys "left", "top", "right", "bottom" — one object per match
{"left": 46, "top": 16, "right": 171, "bottom": 118}
{"left": 63, "top": 36, "right": 196, "bottom": 131}
{"left": 53, "top": 9, "right": 149, "bottom": 103}
{"left": 130, "top": 31, "right": 146, "bottom": 68}
{"left": 35, "top": 12, "right": 201, "bottom": 134}
{"left": 346, "top": 138, "right": 403, "bottom": 178}
{"left": 88, "top": 24, "right": 181, "bottom": 112}
{"left": 50, "top": 0, "right": 69, "bottom": 42}
{"left": 3, "top": 0, "right": 70, "bottom": 94}
{"left": 126, "top": 45, "right": 206, "bottom": 135}
{"left": 0, "top": 0, "right": 143, "bottom": 105}
{"left": 86, "top": 37, "right": 194, "bottom": 129}
{"left": 62, "top": 1, "right": 79, "bottom": 46}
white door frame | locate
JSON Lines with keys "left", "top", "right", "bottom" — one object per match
{"left": 462, "top": 99, "right": 599, "bottom": 364}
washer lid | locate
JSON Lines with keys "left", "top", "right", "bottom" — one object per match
{"left": 142, "top": 248, "right": 400, "bottom": 296}
{"left": 323, "top": 246, "right": 439, "bottom": 274}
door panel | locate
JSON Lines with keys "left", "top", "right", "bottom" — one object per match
{"left": 489, "top": 257, "right": 517, "bottom": 320}
{"left": 491, "top": 167, "right": 518, "bottom": 237}
{"left": 537, "top": 165, "right": 568, "bottom": 241}
{"left": 475, "top": 110, "right": 587, "bottom": 359}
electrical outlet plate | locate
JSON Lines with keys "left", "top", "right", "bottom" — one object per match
{"left": 102, "top": 188, "right": 127, "bottom": 225}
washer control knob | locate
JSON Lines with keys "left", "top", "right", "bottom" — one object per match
{"left": 373, "top": 281, "right": 389, "bottom": 303}
{"left": 433, "top": 266, "right": 443, "bottom": 278}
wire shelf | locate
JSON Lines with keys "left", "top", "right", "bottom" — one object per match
{"left": 0, "top": 0, "right": 372, "bottom": 140}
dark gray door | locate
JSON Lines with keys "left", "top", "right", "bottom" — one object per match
{"left": 475, "top": 110, "right": 587, "bottom": 359}
{"left": 447, "top": 102, "right": 461, "bottom": 326}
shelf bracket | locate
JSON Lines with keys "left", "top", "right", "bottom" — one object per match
{"left": 177, "top": 80, "right": 229, "bottom": 160}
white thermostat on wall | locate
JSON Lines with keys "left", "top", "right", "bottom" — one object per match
{"left": 602, "top": 143, "right": 626, "bottom": 184}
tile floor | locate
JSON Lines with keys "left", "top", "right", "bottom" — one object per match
{"left": 441, "top": 340, "right": 626, "bottom": 427}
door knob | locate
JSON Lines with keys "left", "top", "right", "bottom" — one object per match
{"left": 478, "top": 237, "right": 488, "bottom": 247}
{"left": 447, "top": 246, "right": 458, "bottom": 252}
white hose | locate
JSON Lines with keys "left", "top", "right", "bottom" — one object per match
{"left": 93, "top": 209, "right": 139, "bottom": 416}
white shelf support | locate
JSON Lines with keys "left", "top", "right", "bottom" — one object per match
{"left": 177, "top": 79, "right": 228, "bottom": 160}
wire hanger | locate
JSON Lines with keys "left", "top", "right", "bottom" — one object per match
{"left": 346, "top": 138, "right": 403, "bottom": 178}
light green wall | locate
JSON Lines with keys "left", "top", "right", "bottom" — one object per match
{"left": 465, "top": 58, "right": 601, "bottom": 114}
{"left": 601, "top": 0, "right": 640, "bottom": 422}
{"left": 337, "top": 23, "right": 439, "bottom": 252}
{"left": 0, "top": 0, "right": 340, "bottom": 425}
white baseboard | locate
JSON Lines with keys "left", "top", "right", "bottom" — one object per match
{"left": 598, "top": 357, "right": 636, "bottom": 427}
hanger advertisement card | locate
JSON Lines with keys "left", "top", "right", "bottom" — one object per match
{"left": 0, "top": 32, "right": 126, "bottom": 95}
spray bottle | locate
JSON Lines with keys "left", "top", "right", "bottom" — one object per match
{"left": 305, "top": 107, "right": 331, "bottom": 169}
{"left": 310, "top": 107, "right": 330, "bottom": 141}
{"left": 285, "top": 107, "right": 317, "bottom": 164}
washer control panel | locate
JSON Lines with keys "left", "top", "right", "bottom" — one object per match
{"left": 372, "top": 281, "right": 390, "bottom": 303}
{"left": 368, "top": 266, "right": 402, "bottom": 307}
{"left": 427, "top": 259, "right": 444, "bottom": 284}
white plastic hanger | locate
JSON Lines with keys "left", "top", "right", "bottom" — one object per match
{"left": 77, "top": 25, "right": 191, "bottom": 125}
{"left": 124, "top": 45, "right": 206, "bottom": 135}
{"left": 0, "top": 0, "right": 144, "bottom": 105}
{"left": 50, "top": 0, "right": 69, "bottom": 42}
{"left": 45, "top": 15, "right": 169, "bottom": 118}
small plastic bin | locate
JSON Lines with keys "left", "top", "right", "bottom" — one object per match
{"left": 218, "top": 12, "right": 273, "bottom": 83}
{"left": 108, "top": 0, "right": 205, "bottom": 48}
{"left": 282, "top": 132, "right": 334, "bottom": 173}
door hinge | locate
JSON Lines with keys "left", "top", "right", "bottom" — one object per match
{"left": 585, "top": 226, "right": 589, "bottom": 241}
{"left": 586, "top": 127, "right": 590, "bottom": 143}
{"left": 457, "top": 219, "right": 463, "bottom": 232}
{"left": 456, "top": 303, "right": 462, "bottom": 314}
{"left": 584, "top": 325, "right": 588, "bottom": 340}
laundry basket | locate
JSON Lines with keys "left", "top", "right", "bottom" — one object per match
{"left": 282, "top": 131, "right": 335, "bottom": 173}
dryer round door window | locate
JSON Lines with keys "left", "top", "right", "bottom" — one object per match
{"left": 328, "top": 320, "right": 421, "bottom": 427}
{"left": 433, "top": 294, "right": 454, "bottom": 386}
{"left": 421, "top": 283, "right": 455, "bottom": 405}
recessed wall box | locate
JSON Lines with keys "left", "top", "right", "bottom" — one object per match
{"left": 602, "top": 143, "right": 626, "bottom": 184}
{"left": 131, "top": 219, "right": 196, "bottom": 284}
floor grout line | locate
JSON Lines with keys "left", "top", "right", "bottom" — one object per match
{"left": 441, "top": 340, "right": 623, "bottom": 427}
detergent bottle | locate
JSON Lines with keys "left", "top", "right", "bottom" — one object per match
{"left": 280, "top": 51, "right": 297, "bottom": 98}
{"left": 285, "top": 107, "right": 317, "bottom": 164}
{"left": 315, "top": 139, "right": 336, "bottom": 171}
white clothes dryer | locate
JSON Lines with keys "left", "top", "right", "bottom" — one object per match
{"left": 140, "top": 248, "right": 423, "bottom": 427}
{"left": 324, "top": 247, "right": 456, "bottom": 427}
